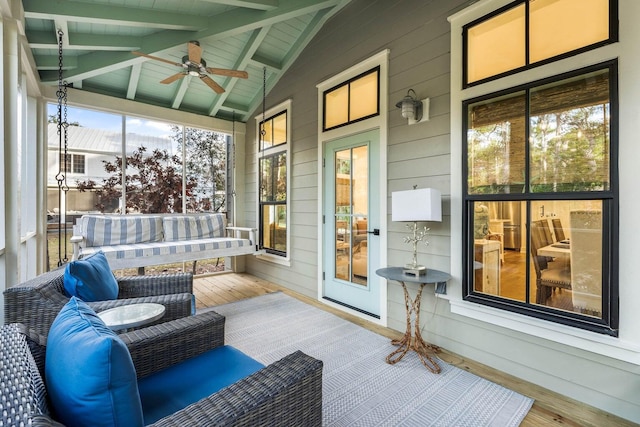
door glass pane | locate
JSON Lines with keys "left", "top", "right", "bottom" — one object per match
{"left": 334, "top": 146, "right": 368, "bottom": 286}
{"left": 529, "top": 69, "right": 610, "bottom": 192}
{"left": 467, "top": 91, "right": 526, "bottom": 194}
{"left": 529, "top": 200, "right": 603, "bottom": 318}
{"left": 530, "top": 0, "right": 610, "bottom": 63}
{"left": 467, "top": 3, "right": 525, "bottom": 83}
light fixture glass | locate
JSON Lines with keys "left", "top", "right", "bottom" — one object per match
{"left": 395, "top": 89, "right": 423, "bottom": 122}
{"left": 392, "top": 187, "right": 442, "bottom": 275}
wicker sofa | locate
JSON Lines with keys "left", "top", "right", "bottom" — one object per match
{"left": 0, "top": 315, "right": 323, "bottom": 426}
{"left": 3, "top": 268, "right": 194, "bottom": 337}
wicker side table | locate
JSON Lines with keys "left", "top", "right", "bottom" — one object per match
{"left": 376, "top": 267, "right": 451, "bottom": 374}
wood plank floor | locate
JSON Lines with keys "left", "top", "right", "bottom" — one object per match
{"left": 194, "top": 272, "right": 636, "bottom": 427}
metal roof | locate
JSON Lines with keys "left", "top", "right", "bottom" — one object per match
{"left": 47, "top": 123, "right": 172, "bottom": 154}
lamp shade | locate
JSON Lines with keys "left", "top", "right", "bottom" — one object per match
{"left": 392, "top": 188, "right": 442, "bottom": 222}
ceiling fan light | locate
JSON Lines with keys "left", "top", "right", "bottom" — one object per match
{"left": 188, "top": 70, "right": 200, "bottom": 77}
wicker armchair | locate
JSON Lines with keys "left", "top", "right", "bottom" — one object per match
{"left": 4, "top": 268, "right": 194, "bottom": 337}
{"left": 0, "top": 316, "right": 323, "bottom": 426}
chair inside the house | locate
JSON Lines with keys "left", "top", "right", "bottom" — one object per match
{"left": 530, "top": 221, "right": 571, "bottom": 304}
{"left": 552, "top": 218, "right": 567, "bottom": 242}
{"left": 569, "top": 210, "right": 603, "bottom": 316}
{"left": 354, "top": 218, "right": 368, "bottom": 246}
{"left": 537, "top": 219, "right": 555, "bottom": 245}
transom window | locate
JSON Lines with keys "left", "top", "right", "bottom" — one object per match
{"left": 259, "top": 111, "right": 287, "bottom": 151}
{"left": 323, "top": 67, "right": 379, "bottom": 131}
{"left": 463, "top": 61, "right": 618, "bottom": 335}
{"left": 464, "top": 0, "right": 617, "bottom": 86}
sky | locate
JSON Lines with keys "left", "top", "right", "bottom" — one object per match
{"left": 47, "top": 103, "right": 174, "bottom": 138}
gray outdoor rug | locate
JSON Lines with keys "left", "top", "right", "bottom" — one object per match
{"left": 203, "top": 292, "right": 533, "bottom": 426}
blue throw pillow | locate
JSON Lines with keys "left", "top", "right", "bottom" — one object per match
{"left": 45, "top": 297, "right": 144, "bottom": 427}
{"left": 64, "top": 251, "right": 118, "bottom": 301}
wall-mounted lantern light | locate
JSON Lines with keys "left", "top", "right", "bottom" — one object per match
{"left": 395, "top": 89, "right": 430, "bottom": 125}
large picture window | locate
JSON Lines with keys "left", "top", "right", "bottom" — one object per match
{"left": 464, "top": 0, "right": 617, "bottom": 86}
{"left": 258, "top": 106, "right": 289, "bottom": 257}
{"left": 463, "top": 62, "right": 618, "bottom": 335}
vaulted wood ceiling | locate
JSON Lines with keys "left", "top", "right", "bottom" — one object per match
{"left": 23, "top": 0, "right": 351, "bottom": 122}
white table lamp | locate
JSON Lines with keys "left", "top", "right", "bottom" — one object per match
{"left": 392, "top": 187, "right": 442, "bottom": 275}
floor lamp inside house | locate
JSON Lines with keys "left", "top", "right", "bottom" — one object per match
{"left": 392, "top": 187, "right": 442, "bottom": 275}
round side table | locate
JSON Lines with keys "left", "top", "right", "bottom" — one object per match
{"left": 97, "top": 303, "right": 166, "bottom": 331}
{"left": 376, "top": 267, "right": 451, "bottom": 374}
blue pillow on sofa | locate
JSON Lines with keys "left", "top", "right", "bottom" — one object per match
{"left": 64, "top": 251, "right": 118, "bottom": 301}
{"left": 45, "top": 297, "right": 143, "bottom": 427}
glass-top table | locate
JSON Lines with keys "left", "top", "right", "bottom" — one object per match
{"left": 97, "top": 303, "right": 166, "bottom": 331}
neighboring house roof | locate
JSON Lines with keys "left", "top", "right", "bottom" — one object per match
{"left": 47, "top": 123, "right": 173, "bottom": 155}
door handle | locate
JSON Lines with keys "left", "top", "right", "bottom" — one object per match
{"left": 367, "top": 229, "right": 380, "bottom": 236}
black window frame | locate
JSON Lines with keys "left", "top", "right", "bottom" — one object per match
{"left": 322, "top": 66, "right": 380, "bottom": 132}
{"left": 462, "top": 0, "right": 619, "bottom": 88}
{"left": 258, "top": 109, "right": 289, "bottom": 257}
{"left": 259, "top": 110, "right": 287, "bottom": 151}
{"left": 462, "top": 60, "right": 619, "bottom": 336}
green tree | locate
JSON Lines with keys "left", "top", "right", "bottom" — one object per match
{"left": 48, "top": 114, "right": 80, "bottom": 127}
{"left": 77, "top": 146, "right": 198, "bottom": 213}
{"left": 171, "top": 126, "right": 227, "bottom": 212}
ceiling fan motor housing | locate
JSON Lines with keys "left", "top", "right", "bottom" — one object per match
{"left": 182, "top": 55, "right": 206, "bottom": 76}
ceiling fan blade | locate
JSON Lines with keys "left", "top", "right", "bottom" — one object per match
{"left": 132, "top": 51, "right": 182, "bottom": 67}
{"left": 200, "top": 75, "right": 225, "bottom": 94}
{"left": 160, "top": 73, "right": 187, "bottom": 84}
{"left": 205, "top": 67, "right": 249, "bottom": 79}
{"left": 188, "top": 41, "right": 202, "bottom": 64}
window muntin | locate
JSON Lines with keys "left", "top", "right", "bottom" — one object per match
{"left": 464, "top": 62, "right": 616, "bottom": 335}
{"left": 323, "top": 67, "right": 379, "bottom": 131}
{"left": 464, "top": 0, "right": 615, "bottom": 86}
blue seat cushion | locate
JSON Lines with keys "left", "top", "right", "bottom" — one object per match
{"left": 64, "top": 251, "right": 119, "bottom": 301}
{"left": 45, "top": 297, "right": 143, "bottom": 427}
{"left": 138, "top": 345, "right": 265, "bottom": 425}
